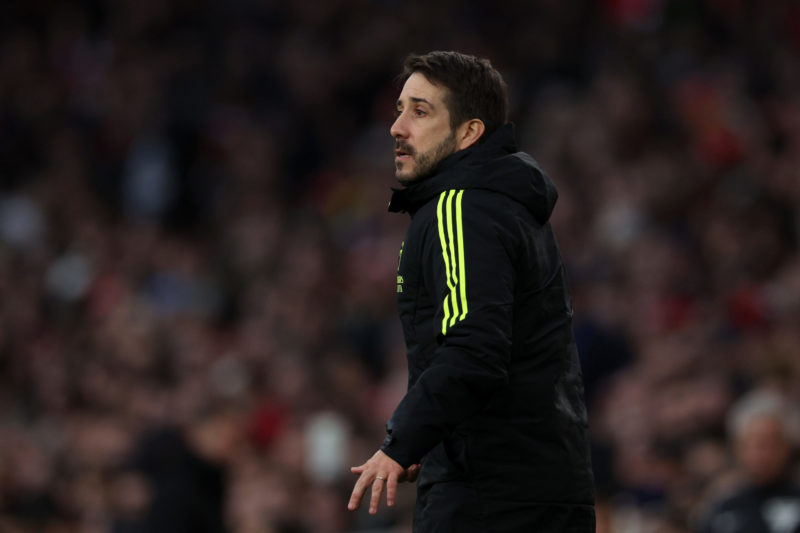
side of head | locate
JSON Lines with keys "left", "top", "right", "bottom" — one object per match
{"left": 728, "top": 389, "right": 798, "bottom": 486}
{"left": 400, "top": 51, "right": 509, "bottom": 144}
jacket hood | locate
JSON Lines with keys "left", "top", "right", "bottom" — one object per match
{"left": 388, "top": 124, "right": 558, "bottom": 224}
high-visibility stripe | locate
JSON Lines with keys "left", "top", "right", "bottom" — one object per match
{"left": 437, "top": 192, "right": 454, "bottom": 334}
{"left": 455, "top": 190, "right": 468, "bottom": 320}
{"left": 445, "top": 190, "right": 460, "bottom": 326}
{"left": 436, "top": 189, "right": 468, "bottom": 335}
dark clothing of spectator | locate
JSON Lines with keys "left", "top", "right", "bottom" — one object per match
{"left": 383, "top": 125, "right": 595, "bottom": 531}
{"left": 129, "top": 427, "right": 227, "bottom": 533}
{"left": 699, "top": 480, "right": 800, "bottom": 533}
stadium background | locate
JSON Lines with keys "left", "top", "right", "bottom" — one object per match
{"left": 1, "top": 0, "right": 799, "bottom": 532}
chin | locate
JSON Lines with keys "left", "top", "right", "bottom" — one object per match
{"left": 395, "top": 167, "right": 415, "bottom": 185}
{"left": 396, "top": 168, "right": 422, "bottom": 183}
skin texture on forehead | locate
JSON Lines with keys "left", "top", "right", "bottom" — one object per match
{"left": 396, "top": 73, "right": 447, "bottom": 113}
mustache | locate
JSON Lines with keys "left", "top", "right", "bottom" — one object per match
{"left": 395, "top": 141, "right": 415, "bottom": 156}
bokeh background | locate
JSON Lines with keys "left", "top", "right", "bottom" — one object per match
{"left": 1, "top": 1, "right": 799, "bottom": 532}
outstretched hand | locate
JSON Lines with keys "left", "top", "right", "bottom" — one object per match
{"left": 347, "top": 450, "right": 421, "bottom": 515}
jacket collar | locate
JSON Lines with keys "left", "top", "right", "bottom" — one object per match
{"left": 388, "top": 124, "right": 517, "bottom": 214}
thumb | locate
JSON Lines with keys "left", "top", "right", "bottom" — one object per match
{"left": 406, "top": 463, "right": 420, "bottom": 482}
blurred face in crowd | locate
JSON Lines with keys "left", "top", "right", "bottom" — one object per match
{"left": 391, "top": 72, "right": 459, "bottom": 184}
{"left": 736, "top": 414, "right": 792, "bottom": 486}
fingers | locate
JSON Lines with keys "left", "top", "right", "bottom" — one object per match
{"left": 397, "top": 463, "right": 420, "bottom": 483}
{"left": 385, "top": 472, "right": 399, "bottom": 507}
{"left": 406, "top": 463, "right": 420, "bottom": 483}
{"left": 368, "top": 475, "right": 385, "bottom": 514}
{"left": 348, "top": 450, "right": 406, "bottom": 514}
{"left": 347, "top": 473, "right": 369, "bottom": 511}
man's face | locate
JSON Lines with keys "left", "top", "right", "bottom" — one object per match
{"left": 736, "top": 415, "right": 792, "bottom": 486}
{"left": 391, "top": 72, "right": 458, "bottom": 185}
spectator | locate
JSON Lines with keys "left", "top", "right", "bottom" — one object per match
{"left": 697, "top": 390, "right": 800, "bottom": 533}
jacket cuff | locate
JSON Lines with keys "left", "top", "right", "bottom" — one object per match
{"left": 379, "top": 426, "right": 416, "bottom": 469}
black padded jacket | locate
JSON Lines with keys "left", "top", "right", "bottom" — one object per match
{"left": 381, "top": 124, "right": 595, "bottom": 527}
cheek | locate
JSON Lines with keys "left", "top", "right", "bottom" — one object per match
{"left": 417, "top": 123, "right": 451, "bottom": 151}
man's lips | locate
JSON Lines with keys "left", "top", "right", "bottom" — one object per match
{"left": 395, "top": 145, "right": 414, "bottom": 161}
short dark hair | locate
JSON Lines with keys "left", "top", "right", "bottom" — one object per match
{"left": 400, "top": 51, "right": 509, "bottom": 142}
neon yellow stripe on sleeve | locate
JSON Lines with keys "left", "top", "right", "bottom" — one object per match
{"left": 456, "top": 190, "right": 468, "bottom": 320}
{"left": 445, "top": 190, "right": 460, "bottom": 326}
{"left": 436, "top": 190, "right": 469, "bottom": 335}
{"left": 436, "top": 192, "right": 453, "bottom": 335}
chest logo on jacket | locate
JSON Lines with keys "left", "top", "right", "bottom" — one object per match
{"left": 397, "top": 241, "right": 405, "bottom": 292}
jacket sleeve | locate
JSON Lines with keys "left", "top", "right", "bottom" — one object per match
{"left": 381, "top": 189, "right": 516, "bottom": 468}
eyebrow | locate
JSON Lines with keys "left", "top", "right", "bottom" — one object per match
{"left": 396, "top": 96, "right": 435, "bottom": 109}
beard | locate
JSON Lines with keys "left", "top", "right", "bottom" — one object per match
{"left": 396, "top": 130, "right": 458, "bottom": 186}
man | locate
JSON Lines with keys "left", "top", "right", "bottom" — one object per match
{"left": 348, "top": 51, "right": 595, "bottom": 531}
{"left": 699, "top": 389, "right": 800, "bottom": 533}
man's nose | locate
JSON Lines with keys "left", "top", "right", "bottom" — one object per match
{"left": 390, "top": 113, "right": 408, "bottom": 139}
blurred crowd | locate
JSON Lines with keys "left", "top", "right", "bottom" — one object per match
{"left": 1, "top": 0, "right": 799, "bottom": 532}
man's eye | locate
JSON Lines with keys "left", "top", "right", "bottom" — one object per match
{"left": 394, "top": 109, "right": 402, "bottom": 118}
{"left": 414, "top": 108, "right": 426, "bottom": 117}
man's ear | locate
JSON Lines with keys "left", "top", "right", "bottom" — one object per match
{"left": 456, "top": 119, "right": 485, "bottom": 150}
